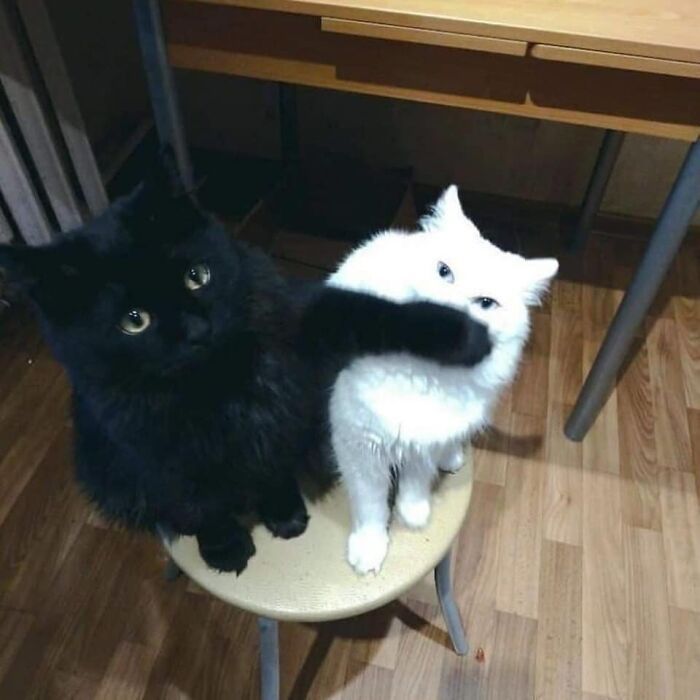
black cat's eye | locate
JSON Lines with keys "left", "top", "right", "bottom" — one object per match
{"left": 185, "top": 263, "right": 211, "bottom": 291}
{"left": 437, "top": 261, "right": 454, "bottom": 284}
{"left": 120, "top": 309, "right": 152, "bottom": 335}
{"left": 473, "top": 297, "right": 499, "bottom": 310}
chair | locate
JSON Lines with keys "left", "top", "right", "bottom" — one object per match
{"left": 162, "top": 452, "right": 474, "bottom": 700}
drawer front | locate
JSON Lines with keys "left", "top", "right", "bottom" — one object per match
{"left": 531, "top": 44, "right": 700, "bottom": 79}
{"left": 321, "top": 17, "right": 528, "bottom": 57}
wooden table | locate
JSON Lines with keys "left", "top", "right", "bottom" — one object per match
{"left": 133, "top": 0, "right": 700, "bottom": 439}
{"left": 164, "top": 0, "right": 700, "bottom": 140}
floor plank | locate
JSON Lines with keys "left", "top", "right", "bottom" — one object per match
{"left": 496, "top": 413, "right": 546, "bottom": 619}
{"left": 669, "top": 606, "right": 700, "bottom": 700}
{"left": 581, "top": 463, "right": 626, "bottom": 698}
{"left": 624, "top": 526, "right": 675, "bottom": 700}
{"left": 388, "top": 601, "right": 447, "bottom": 700}
{"left": 94, "top": 642, "right": 157, "bottom": 700}
{"left": 543, "top": 402, "right": 583, "bottom": 546}
{"left": 535, "top": 540, "right": 582, "bottom": 700}
{"left": 473, "top": 389, "right": 512, "bottom": 487}
{"left": 484, "top": 611, "right": 537, "bottom": 700}
{"left": 512, "top": 312, "right": 551, "bottom": 418}
{"left": 582, "top": 326, "right": 620, "bottom": 475}
{"left": 646, "top": 317, "right": 693, "bottom": 470}
{"left": 659, "top": 469, "right": 700, "bottom": 613}
{"left": 617, "top": 342, "right": 661, "bottom": 530}
{"left": 673, "top": 296, "right": 700, "bottom": 410}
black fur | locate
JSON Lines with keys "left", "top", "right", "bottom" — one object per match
{"left": 0, "top": 164, "right": 490, "bottom": 575}
{"left": 297, "top": 285, "right": 491, "bottom": 367}
{"left": 0, "top": 171, "right": 316, "bottom": 574}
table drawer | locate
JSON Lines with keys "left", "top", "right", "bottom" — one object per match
{"left": 321, "top": 17, "right": 528, "bottom": 57}
{"left": 531, "top": 44, "right": 700, "bottom": 79}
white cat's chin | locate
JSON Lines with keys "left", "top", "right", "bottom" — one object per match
{"left": 347, "top": 527, "right": 389, "bottom": 575}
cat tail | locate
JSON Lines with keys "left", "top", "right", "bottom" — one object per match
{"left": 298, "top": 286, "right": 491, "bottom": 367}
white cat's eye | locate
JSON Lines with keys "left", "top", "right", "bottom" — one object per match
{"left": 473, "top": 297, "right": 499, "bottom": 310}
{"left": 437, "top": 261, "right": 454, "bottom": 284}
{"left": 185, "top": 263, "right": 211, "bottom": 291}
{"left": 120, "top": 309, "right": 152, "bottom": 335}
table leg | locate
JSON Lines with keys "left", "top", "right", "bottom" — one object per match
{"left": 568, "top": 129, "right": 625, "bottom": 251}
{"left": 132, "top": 0, "right": 193, "bottom": 189}
{"left": 258, "top": 617, "right": 280, "bottom": 700}
{"left": 434, "top": 548, "right": 468, "bottom": 656}
{"left": 566, "top": 138, "right": 700, "bottom": 441}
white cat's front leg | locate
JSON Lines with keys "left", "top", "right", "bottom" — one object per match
{"left": 396, "top": 457, "right": 435, "bottom": 529}
{"left": 335, "top": 438, "right": 392, "bottom": 575}
{"left": 438, "top": 441, "right": 466, "bottom": 473}
{"left": 347, "top": 525, "right": 390, "bottom": 576}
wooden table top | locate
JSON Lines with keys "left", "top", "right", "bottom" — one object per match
{"left": 186, "top": 0, "right": 700, "bottom": 64}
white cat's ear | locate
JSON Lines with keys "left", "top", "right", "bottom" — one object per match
{"left": 433, "top": 185, "right": 463, "bottom": 218}
{"left": 421, "top": 186, "right": 480, "bottom": 240}
{"left": 520, "top": 257, "right": 559, "bottom": 306}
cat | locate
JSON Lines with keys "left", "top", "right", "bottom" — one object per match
{"left": 324, "top": 186, "right": 559, "bottom": 574}
{"left": 0, "top": 161, "right": 492, "bottom": 574}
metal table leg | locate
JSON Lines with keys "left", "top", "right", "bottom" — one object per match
{"left": 258, "top": 617, "right": 280, "bottom": 700}
{"left": 568, "top": 129, "right": 625, "bottom": 251}
{"left": 434, "top": 548, "right": 468, "bottom": 656}
{"left": 566, "top": 138, "right": 700, "bottom": 441}
{"left": 132, "top": 0, "right": 193, "bottom": 189}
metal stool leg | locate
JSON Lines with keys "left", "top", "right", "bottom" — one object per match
{"left": 258, "top": 617, "right": 280, "bottom": 700}
{"left": 567, "top": 129, "right": 625, "bottom": 251}
{"left": 132, "top": 0, "right": 193, "bottom": 189}
{"left": 434, "top": 548, "right": 468, "bottom": 656}
{"left": 566, "top": 138, "right": 700, "bottom": 440}
{"left": 164, "top": 556, "right": 182, "bottom": 582}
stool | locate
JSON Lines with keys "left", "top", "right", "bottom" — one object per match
{"left": 162, "top": 452, "right": 474, "bottom": 699}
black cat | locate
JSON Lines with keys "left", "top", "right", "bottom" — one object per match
{"left": 0, "top": 164, "right": 490, "bottom": 574}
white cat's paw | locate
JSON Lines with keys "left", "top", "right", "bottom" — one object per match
{"left": 397, "top": 497, "right": 431, "bottom": 529}
{"left": 347, "top": 528, "right": 389, "bottom": 575}
{"left": 439, "top": 449, "right": 464, "bottom": 474}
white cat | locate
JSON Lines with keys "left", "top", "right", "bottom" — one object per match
{"left": 327, "top": 186, "right": 558, "bottom": 574}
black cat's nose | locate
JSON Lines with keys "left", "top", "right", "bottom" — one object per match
{"left": 183, "top": 315, "right": 210, "bottom": 343}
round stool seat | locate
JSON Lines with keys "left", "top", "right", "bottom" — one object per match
{"left": 164, "top": 452, "right": 473, "bottom": 622}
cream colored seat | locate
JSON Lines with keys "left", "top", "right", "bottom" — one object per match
{"left": 163, "top": 451, "right": 473, "bottom": 699}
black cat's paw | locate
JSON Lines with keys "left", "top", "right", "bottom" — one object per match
{"left": 263, "top": 506, "right": 310, "bottom": 540}
{"left": 455, "top": 317, "right": 491, "bottom": 367}
{"left": 198, "top": 532, "right": 256, "bottom": 575}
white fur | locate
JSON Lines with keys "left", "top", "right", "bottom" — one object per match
{"left": 328, "top": 186, "right": 558, "bottom": 574}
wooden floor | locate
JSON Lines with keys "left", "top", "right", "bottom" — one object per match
{"left": 0, "top": 185, "right": 699, "bottom": 699}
